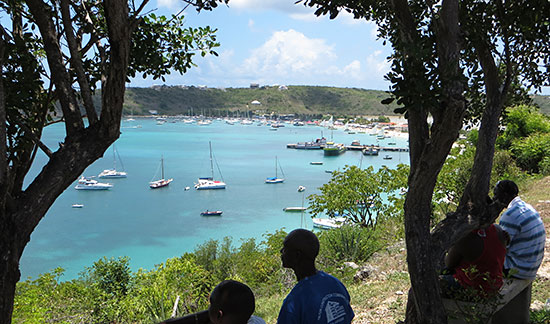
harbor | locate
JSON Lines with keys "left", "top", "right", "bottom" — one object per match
{"left": 21, "top": 118, "right": 410, "bottom": 280}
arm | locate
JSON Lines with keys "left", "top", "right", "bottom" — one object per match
{"left": 160, "top": 310, "right": 210, "bottom": 324}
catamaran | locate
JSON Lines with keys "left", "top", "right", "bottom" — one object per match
{"left": 98, "top": 145, "right": 127, "bottom": 178}
{"left": 195, "top": 142, "right": 226, "bottom": 190}
{"left": 265, "top": 156, "right": 285, "bottom": 183}
{"left": 149, "top": 156, "right": 173, "bottom": 189}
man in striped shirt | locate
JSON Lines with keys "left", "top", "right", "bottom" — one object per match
{"left": 494, "top": 180, "right": 546, "bottom": 279}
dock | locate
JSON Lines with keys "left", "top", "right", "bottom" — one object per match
{"left": 287, "top": 143, "right": 409, "bottom": 152}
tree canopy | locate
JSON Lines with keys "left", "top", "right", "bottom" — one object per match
{"left": 299, "top": 1, "right": 549, "bottom": 323}
{"left": 0, "top": 0, "right": 221, "bottom": 322}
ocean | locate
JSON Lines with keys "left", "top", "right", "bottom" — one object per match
{"left": 20, "top": 118, "right": 410, "bottom": 280}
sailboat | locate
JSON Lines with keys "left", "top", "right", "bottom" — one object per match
{"left": 194, "top": 142, "right": 226, "bottom": 190}
{"left": 149, "top": 156, "right": 173, "bottom": 189}
{"left": 265, "top": 156, "right": 285, "bottom": 183}
{"left": 98, "top": 145, "right": 127, "bottom": 178}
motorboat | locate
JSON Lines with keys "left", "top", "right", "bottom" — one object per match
{"left": 362, "top": 146, "right": 379, "bottom": 156}
{"left": 312, "top": 217, "right": 347, "bottom": 230}
{"left": 310, "top": 161, "right": 323, "bottom": 165}
{"left": 74, "top": 177, "right": 113, "bottom": 190}
{"left": 71, "top": 204, "right": 84, "bottom": 208}
{"left": 283, "top": 207, "right": 307, "bottom": 212}
{"left": 200, "top": 210, "right": 223, "bottom": 216}
{"left": 297, "top": 186, "right": 306, "bottom": 192}
{"left": 383, "top": 155, "right": 393, "bottom": 160}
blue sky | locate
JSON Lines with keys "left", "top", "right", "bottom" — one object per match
{"left": 129, "top": 0, "right": 393, "bottom": 91}
{"left": 129, "top": 0, "right": 549, "bottom": 95}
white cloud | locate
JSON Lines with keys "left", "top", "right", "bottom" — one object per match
{"left": 157, "top": 0, "right": 178, "bottom": 9}
{"left": 248, "top": 19, "right": 255, "bottom": 29}
{"left": 241, "top": 29, "right": 336, "bottom": 76}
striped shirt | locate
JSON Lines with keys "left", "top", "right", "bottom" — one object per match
{"left": 499, "top": 197, "right": 546, "bottom": 279}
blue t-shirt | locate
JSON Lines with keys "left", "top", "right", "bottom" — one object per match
{"left": 277, "top": 271, "right": 354, "bottom": 324}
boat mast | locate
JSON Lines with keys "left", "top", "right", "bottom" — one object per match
{"left": 161, "top": 155, "right": 165, "bottom": 180}
{"left": 275, "top": 156, "right": 278, "bottom": 178}
{"left": 209, "top": 141, "right": 214, "bottom": 179}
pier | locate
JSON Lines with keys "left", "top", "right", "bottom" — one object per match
{"left": 287, "top": 143, "right": 409, "bottom": 152}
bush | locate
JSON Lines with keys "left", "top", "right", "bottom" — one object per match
{"left": 511, "top": 133, "right": 550, "bottom": 173}
{"left": 317, "top": 225, "right": 384, "bottom": 268}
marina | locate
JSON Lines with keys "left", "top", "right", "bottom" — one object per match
{"left": 21, "top": 118, "right": 409, "bottom": 280}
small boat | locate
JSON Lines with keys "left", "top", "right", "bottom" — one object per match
{"left": 265, "top": 156, "right": 285, "bottom": 184}
{"left": 150, "top": 156, "right": 173, "bottom": 189}
{"left": 71, "top": 204, "right": 84, "bottom": 208}
{"left": 98, "top": 145, "right": 127, "bottom": 178}
{"left": 200, "top": 210, "right": 223, "bottom": 216}
{"left": 74, "top": 176, "right": 113, "bottom": 190}
{"left": 362, "top": 146, "right": 379, "bottom": 156}
{"left": 283, "top": 207, "right": 307, "bottom": 212}
{"left": 195, "top": 142, "right": 226, "bottom": 190}
{"left": 184, "top": 186, "right": 190, "bottom": 191}
{"left": 383, "top": 155, "right": 393, "bottom": 160}
{"left": 297, "top": 185, "right": 306, "bottom": 192}
{"left": 312, "top": 217, "right": 347, "bottom": 230}
{"left": 325, "top": 170, "right": 333, "bottom": 173}
{"left": 310, "top": 161, "right": 323, "bottom": 165}
{"left": 388, "top": 142, "right": 396, "bottom": 145}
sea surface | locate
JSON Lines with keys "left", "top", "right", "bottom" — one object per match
{"left": 20, "top": 118, "right": 410, "bottom": 280}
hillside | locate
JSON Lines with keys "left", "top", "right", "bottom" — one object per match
{"left": 119, "top": 85, "right": 550, "bottom": 117}
{"left": 121, "top": 85, "right": 399, "bottom": 117}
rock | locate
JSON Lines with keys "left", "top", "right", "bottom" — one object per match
{"left": 344, "top": 261, "right": 360, "bottom": 269}
{"left": 354, "top": 264, "right": 378, "bottom": 282}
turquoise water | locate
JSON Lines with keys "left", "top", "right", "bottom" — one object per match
{"left": 20, "top": 119, "right": 409, "bottom": 280}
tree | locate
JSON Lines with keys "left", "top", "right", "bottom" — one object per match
{"left": 298, "top": 0, "right": 550, "bottom": 323}
{"left": 0, "top": 0, "right": 226, "bottom": 322}
{"left": 308, "top": 165, "right": 408, "bottom": 227}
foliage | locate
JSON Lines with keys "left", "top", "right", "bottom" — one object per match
{"left": 510, "top": 133, "right": 550, "bottom": 174}
{"left": 129, "top": 14, "right": 219, "bottom": 82}
{"left": 317, "top": 224, "right": 385, "bottom": 268}
{"left": 498, "top": 105, "right": 550, "bottom": 150}
{"left": 308, "top": 165, "right": 408, "bottom": 227}
{"left": 122, "top": 85, "right": 401, "bottom": 116}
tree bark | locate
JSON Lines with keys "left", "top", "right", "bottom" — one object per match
{"left": 0, "top": 0, "right": 131, "bottom": 323}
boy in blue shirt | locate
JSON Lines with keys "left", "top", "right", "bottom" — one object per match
{"left": 278, "top": 229, "right": 354, "bottom": 324}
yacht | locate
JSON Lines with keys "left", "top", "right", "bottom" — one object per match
{"left": 74, "top": 177, "right": 113, "bottom": 190}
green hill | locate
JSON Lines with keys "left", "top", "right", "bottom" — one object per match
{"left": 116, "top": 85, "right": 550, "bottom": 117}
{"left": 122, "top": 85, "right": 398, "bottom": 117}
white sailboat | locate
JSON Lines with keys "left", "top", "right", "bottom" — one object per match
{"left": 98, "top": 145, "right": 127, "bottom": 178}
{"left": 195, "top": 142, "right": 226, "bottom": 190}
{"left": 149, "top": 156, "right": 173, "bottom": 189}
{"left": 265, "top": 156, "right": 285, "bottom": 183}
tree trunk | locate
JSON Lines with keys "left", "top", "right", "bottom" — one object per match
{"left": 0, "top": 0, "right": 131, "bottom": 322}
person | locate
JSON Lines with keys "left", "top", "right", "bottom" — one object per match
{"left": 493, "top": 180, "right": 546, "bottom": 279}
{"left": 441, "top": 221, "right": 508, "bottom": 298}
{"left": 160, "top": 280, "right": 264, "bottom": 324}
{"left": 492, "top": 180, "right": 546, "bottom": 323}
{"left": 277, "top": 229, "right": 354, "bottom": 324}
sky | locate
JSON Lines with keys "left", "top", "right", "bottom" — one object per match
{"left": 128, "top": 0, "right": 549, "bottom": 95}
{"left": 129, "top": 0, "right": 394, "bottom": 91}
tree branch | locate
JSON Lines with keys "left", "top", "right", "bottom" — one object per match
{"left": 60, "top": 0, "right": 98, "bottom": 124}
{"left": 25, "top": 0, "right": 84, "bottom": 138}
